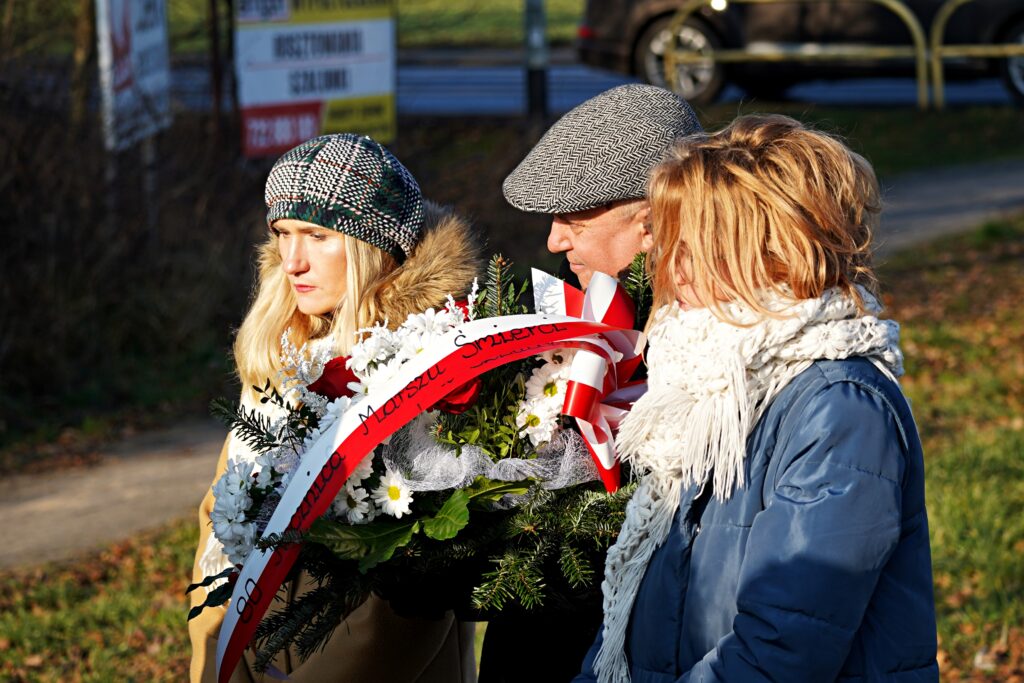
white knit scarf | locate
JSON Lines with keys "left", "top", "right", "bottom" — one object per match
{"left": 593, "top": 287, "right": 904, "bottom": 683}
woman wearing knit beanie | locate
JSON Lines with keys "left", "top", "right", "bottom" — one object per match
{"left": 188, "top": 134, "right": 481, "bottom": 682}
{"left": 576, "top": 115, "right": 937, "bottom": 682}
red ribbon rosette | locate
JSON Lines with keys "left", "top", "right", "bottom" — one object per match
{"left": 532, "top": 269, "right": 646, "bottom": 493}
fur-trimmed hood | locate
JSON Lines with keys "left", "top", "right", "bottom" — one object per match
{"left": 374, "top": 202, "right": 482, "bottom": 327}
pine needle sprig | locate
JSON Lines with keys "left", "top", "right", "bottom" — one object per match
{"left": 253, "top": 585, "right": 336, "bottom": 673}
{"left": 471, "top": 545, "right": 547, "bottom": 611}
{"left": 558, "top": 544, "right": 594, "bottom": 589}
{"left": 251, "top": 545, "right": 373, "bottom": 671}
{"left": 623, "top": 251, "right": 653, "bottom": 329}
{"left": 478, "top": 254, "right": 530, "bottom": 319}
{"left": 292, "top": 594, "right": 351, "bottom": 663}
{"left": 210, "top": 396, "right": 281, "bottom": 454}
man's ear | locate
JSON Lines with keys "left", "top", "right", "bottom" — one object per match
{"left": 635, "top": 204, "right": 654, "bottom": 252}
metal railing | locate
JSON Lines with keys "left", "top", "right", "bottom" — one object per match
{"left": 662, "top": 0, "right": 1024, "bottom": 109}
{"left": 930, "top": 0, "right": 1024, "bottom": 108}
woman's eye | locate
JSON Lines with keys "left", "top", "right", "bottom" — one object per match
{"left": 311, "top": 232, "right": 327, "bottom": 241}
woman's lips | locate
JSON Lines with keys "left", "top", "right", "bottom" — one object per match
{"left": 294, "top": 284, "right": 316, "bottom": 293}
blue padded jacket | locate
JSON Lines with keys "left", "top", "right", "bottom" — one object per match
{"left": 575, "top": 358, "right": 938, "bottom": 683}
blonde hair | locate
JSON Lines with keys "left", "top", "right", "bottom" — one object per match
{"left": 234, "top": 232, "right": 397, "bottom": 399}
{"left": 647, "top": 114, "right": 880, "bottom": 323}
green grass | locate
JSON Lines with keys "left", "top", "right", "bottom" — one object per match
{"left": 697, "top": 103, "right": 1024, "bottom": 177}
{"left": 16, "top": 0, "right": 585, "bottom": 56}
{"left": 0, "top": 520, "right": 198, "bottom": 682}
{"left": 2, "top": 217, "right": 1023, "bottom": 680}
{"left": 395, "top": 0, "right": 584, "bottom": 48}
{"left": 877, "top": 216, "right": 1024, "bottom": 678}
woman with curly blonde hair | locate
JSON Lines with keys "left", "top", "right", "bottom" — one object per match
{"left": 577, "top": 115, "right": 937, "bottom": 682}
{"left": 189, "top": 134, "right": 480, "bottom": 682}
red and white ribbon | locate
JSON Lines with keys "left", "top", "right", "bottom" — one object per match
{"left": 532, "top": 270, "right": 646, "bottom": 492}
{"left": 215, "top": 306, "right": 641, "bottom": 682}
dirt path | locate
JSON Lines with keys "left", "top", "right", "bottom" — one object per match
{"left": 3, "top": 158, "right": 1023, "bottom": 571}
{"left": 0, "top": 418, "right": 223, "bottom": 569}
{"left": 877, "top": 158, "right": 1024, "bottom": 257}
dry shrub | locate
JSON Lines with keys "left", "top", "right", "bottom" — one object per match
{"left": 0, "top": 60, "right": 271, "bottom": 442}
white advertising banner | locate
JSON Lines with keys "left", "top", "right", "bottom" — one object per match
{"left": 235, "top": 0, "right": 396, "bottom": 157}
{"left": 95, "top": 0, "right": 172, "bottom": 151}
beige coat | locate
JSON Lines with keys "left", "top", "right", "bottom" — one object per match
{"left": 188, "top": 438, "right": 476, "bottom": 683}
{"left": 189, "top": 208, "right": 481, "bottom": 682}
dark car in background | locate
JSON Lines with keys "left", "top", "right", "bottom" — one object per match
{"left": 576, "top": 0, "right": 1024, "bottom": 104}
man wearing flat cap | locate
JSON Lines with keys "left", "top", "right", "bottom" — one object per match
{"left": 479, "top": 84, "right": 703, "bottom": 682}
{"left": 503, "top": 83, "right": 702, "bottom": 291}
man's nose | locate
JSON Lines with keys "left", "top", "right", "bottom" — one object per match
{"left": 547, "top": 219, "right": 572, "bottom": 254}
{"left": 282, "top": 238, "right": 308, "bottom": 275}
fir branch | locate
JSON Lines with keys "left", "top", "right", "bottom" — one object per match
{"left": 483, "top": 254, "right": 510, "bottom": 318}
{"left": 210, "top": 396, "right": 281, "bottom": 454}
{"left": 470, "top": 550, "right": 524, "bottom": 612}
{"left": 253, "top": 585, "right": 336, "bottom": 673}
{"left": 478, "top": 253, "right": 530, "bottom": 319}
{"left": 624, "top": 251, "right": 653, "bottom": 329}
{"left": 293, "top": 594, "right": 352, "bottom": 663}
{"left": 558, "top": 544, "right": 594, "bottom": 589}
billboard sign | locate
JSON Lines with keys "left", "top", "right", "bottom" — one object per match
{"left": 235, "top": 0, "right": 397, "bottom": 158}
{"left": 95, "top": 0, "right": 172, "bottom": 151}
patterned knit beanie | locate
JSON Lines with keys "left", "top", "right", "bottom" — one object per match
{"left": 265, "top": 134, "right": 425, "bottom": 263}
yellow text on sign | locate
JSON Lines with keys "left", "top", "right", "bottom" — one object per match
{"left": 324, "top": 94, "right": 395, "bottom": 144}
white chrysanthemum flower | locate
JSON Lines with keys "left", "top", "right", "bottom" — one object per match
{"left": 525, "top": 362, "right": 569, "bottom": 401}
{"left": 395, "top": 329, "right": 433, "bottom": 362}
{"left": 253, "top": 452, "right": 276, "bottom": 488}
{"left": 541, "top": 348, "right": 576, "bottom": 367}
{"left": 333, "top": 482, "right": 372, "bottom": 524}
{"left": 362, "top": 356, "right": 404, "bottom": 394}
{"left": 516, "top": 399, "right": 561, "bottom": 447}
{"left": 372, "top": 469, "right": 414, "bottom": 519}
{"left": 210, "top": 459, "right": 257, "bottom": 564}
{"left": 221, "top": 525, "right": 256, "bottom": 566}
{"left": 403, "top": 308, "right": 451, "bottom": 338}
{"left": 349, "top": 455, "right": 374, "bottom": 484}
{"left": 349, "top": 327, "right": 398, "bottom": 377}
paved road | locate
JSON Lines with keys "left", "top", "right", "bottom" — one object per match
{"left": 168, "top": 47, "right": 1015, "bottom": 115}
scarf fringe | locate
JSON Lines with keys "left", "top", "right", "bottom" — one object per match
{"left": 594, "top": 476, "right": 682, "bottom": 683}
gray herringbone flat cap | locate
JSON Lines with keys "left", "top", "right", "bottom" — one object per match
{"left": 503, "top": 84, "right": 702, "bottom": 214}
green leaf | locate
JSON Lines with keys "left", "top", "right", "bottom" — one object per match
{"left": 464, "top": 477, "right": 533, "bottom": 507}
{"left": 422, "top": 489, "right": 470, "bottom": 540}
{"left": 307, "top": 518, "right": 419, "bottom": 572}
{"left": 187, "top": 581, "right": 234, "bottom": 621}
{"left": 185, "top": 566, "right": 236, "bottom": 595}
